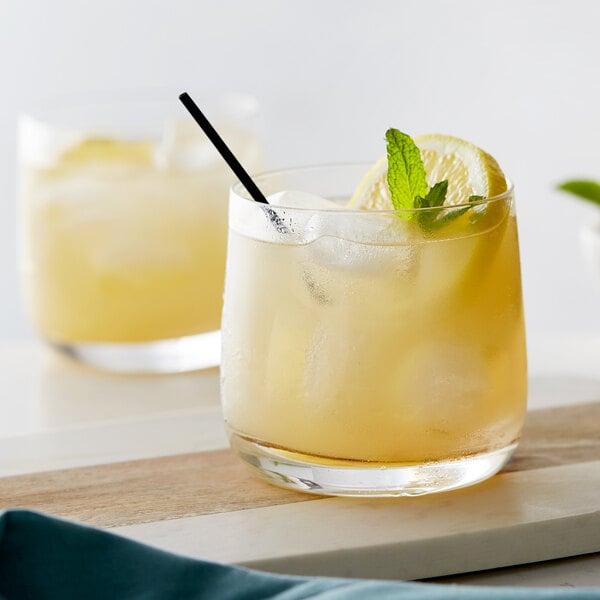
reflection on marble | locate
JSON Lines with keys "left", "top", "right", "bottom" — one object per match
{"left": 0, "top": 342, "right": 220, "bottom": 437}
{"left": 38, "top": 349, "right": 220, "bottom": 429}
{"left": 0, "top": 342, "right": 226, "bottom": 476}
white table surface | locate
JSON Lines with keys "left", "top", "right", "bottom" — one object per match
{"left": 0, "top": 334, "right": 598, "bottom": 587}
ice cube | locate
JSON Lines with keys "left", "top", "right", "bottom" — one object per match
{"left": 90, "top": 234, "right": 189, "bottom": 277}
{"left": 267, "top": 190, "right": 341, "bottom": 210}
{"left": 391, "top": 342, "right": 488, "bottom": 426}
{"left": 158, "top": 118, "right": 258, "bottom": 171}
{"left": 268, "top": 191, "right": 403, "bottom": 250}
{"left": 19, "top": 116, "right": 87, "bottom": 168}
{"left": 269, "top": 192, "right": 414, "bottom": 304}
{"left": 307, "top": 209, "right": 394, "bottom": 243}
{"left": 266, "top": 191, "right": 343, "bottom": 242}
{"left": 230, "top": 190, "right": 342, "bottom": 243}
{"left": 306, "top": 211, "right": 412, "bottom": 273}
{"left": 155, "top": 118, "right": 220, "bottom": 170}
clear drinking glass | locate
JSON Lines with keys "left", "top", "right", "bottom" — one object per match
{"left": 19, "top": 92, "right": 263, "bottom": 372}
{"left": 221, "top": 164, "right": 527, "bottom": 497}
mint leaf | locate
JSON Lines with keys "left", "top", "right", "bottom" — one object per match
{"left": 415, "top": 181, "right": 448, "bottom": 228}
{"left": 419, "top": 192, "right": 480, "bottom": 231}
{"left": 558, "top": 180, "right": 600, "bottom": 207}
{"left": 385, "top": 129, "right": 428, "bottom": 211}
{"left": 422, "top": 180, "right": 448, "bottom": 207}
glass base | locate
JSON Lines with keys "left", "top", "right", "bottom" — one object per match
{"left": 230, "top": 433, "right": 518, "bottom": 497}
{"left": 50, "top": 331, "right": 221, "bottom": 374}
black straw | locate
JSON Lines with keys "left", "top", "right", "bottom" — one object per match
{"left": 178, "top": 92, "right": 290, "bottom": 234}
{"left": 178, "top": 92, "right": 269, "bottom": 205}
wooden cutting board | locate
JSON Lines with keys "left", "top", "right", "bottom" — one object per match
{"left": 1, "top": 402, "right": 599, "bottom": 580}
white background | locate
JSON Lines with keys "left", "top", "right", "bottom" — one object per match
{"left": 1, "top": 0, "right": 599, "bottom": 340}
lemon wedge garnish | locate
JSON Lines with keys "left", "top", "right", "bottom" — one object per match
{"left": 349, "top": 134, "right": 507, "bottom": 209}
{"left": 59, "top": 138, "right": 154, "bottom": 165}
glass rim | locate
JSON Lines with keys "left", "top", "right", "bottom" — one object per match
{"left": 232, "top": 162, "right": 514, "bottom": 215}
{"left": 18, "top": 88, "right": 260, "bottom": 128}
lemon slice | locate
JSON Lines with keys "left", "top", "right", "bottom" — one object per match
{"left": 349, "top": 156, "right": 390, "bottom": 209}
{"left": 415, "top": 134, "right": 507, "bottom": 204}
{"left": 59, "top": 138, "right": 154, "bottom": 165}
{"left": 349, "top": 134, "right": 507, "bottom": 209}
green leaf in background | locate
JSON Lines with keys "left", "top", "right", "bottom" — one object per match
{"left": 557, "top": 180, "right": 600, "bottom": 207}
{"left": 385, "top": 129, "right": 428, "bottom": 211}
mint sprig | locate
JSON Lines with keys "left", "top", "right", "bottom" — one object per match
{"left": 385, "top": 128, "right": 480, "bottom": 228}
{"left": 557, "top": 180, "right": 600, "bottom": 207}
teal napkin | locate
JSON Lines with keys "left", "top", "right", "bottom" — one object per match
{"left": 0, "top": 510, "right": 598, "bottom": 599}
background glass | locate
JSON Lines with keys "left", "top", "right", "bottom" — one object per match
{"left": 222, "top": 164, "right": 527, "bottom": 497}
{"left": 19, "top": 92, "right": 263, "bottom": 372}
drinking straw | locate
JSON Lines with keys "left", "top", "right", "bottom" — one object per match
{"left": 178, "top": 92, "right": 289, "bottom": 234}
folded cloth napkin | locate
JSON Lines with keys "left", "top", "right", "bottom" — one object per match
{"left": 0, "top": 510, "right": 598, "bottom": 599}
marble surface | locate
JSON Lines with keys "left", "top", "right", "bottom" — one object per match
{"left": 114, "top": 461, "right": 600, "bottom": 581}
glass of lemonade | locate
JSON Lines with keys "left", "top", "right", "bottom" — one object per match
{"left": 222, "top": 154, "right": 527, "bottom": 496}
{"left": 19, "top": 92, "right": 262, "bottom": 372}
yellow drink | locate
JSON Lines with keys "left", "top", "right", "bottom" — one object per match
{"left": 23, "top": 156, "right": 231, "bottom": 343}
{"left": 221, "top": 164, "right": 527, "bottom": 495}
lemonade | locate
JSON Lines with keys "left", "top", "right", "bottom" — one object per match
{"left": 20, "top": 96, "right": 262, "bottom": 371}
{"left": 221, "top": 133, "right": 527, "bottom": 496}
